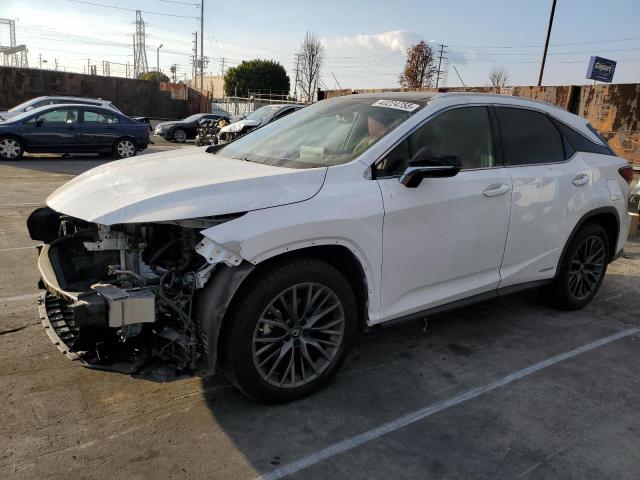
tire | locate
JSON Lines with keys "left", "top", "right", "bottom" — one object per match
{"left": 0, "top": 136, "right": 24, "bottom": 160}
{"left": 113, "top": 138, "right": 137, "bottom": 159}
{"left": 173, "top": 128, "right": 187, "bottom": 143}
{"left": 546, "top": 223, "right": 609, "bottom": 310}
{"left": 219, "top": 257, "right": 357, "bottom": 403}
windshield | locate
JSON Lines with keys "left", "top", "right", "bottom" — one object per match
{"left": 8, "top": 99, "right": 38, "bottom": 112}
{"left": 246, "top": 106, "right": 279, "bottom": 122}
{"left": 217, "top": 97, "right": 426, "bottom": 169}
{"left": 183, "top": 113, "right": 206, "bottom": 122}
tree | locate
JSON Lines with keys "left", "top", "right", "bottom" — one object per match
{"left": 399, "top": 41, "right": 438, "bottom": 89}
{"left": 296, "top": 31, "right": 324, "bottom": 102}
{"left": 223, "top": 59, "right": 290, "bottom": 97}
{"left": 137, "top": 71, "right": 170, "bottom": 82}
{"left": 489, "top": 66, "right": 509, "bottom": 91}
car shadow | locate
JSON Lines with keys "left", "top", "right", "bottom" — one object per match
{"left": 196, "top": 264, "right": 640, "bottom": 478}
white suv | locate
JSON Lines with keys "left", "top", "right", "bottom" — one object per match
{"left": 28, "top": 93, "right": 631, "bottom": 402}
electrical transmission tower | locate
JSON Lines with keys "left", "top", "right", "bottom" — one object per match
{"left": 0, "top": 18, "right": 28, "bottom": 68}
{"left": 133, "top": 10, "right": 148, "bottom": 77}
{"left": 435, "top": 44, "right": 447, "bottom": 88}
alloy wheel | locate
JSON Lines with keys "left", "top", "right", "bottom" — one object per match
{"left": 252, "top": 283, "right": 346, "bottom": 389}
{"left": 0, "top": 138, "right": 21, "bottom": 159}
{"left": 174, "top": 129, "right": 187, "bottom": 143}
{"left": 568, "top": 235, "right": 606, "bottom": 300}
{"left": 116, "top": 139, "right": 136, "bottom": 158}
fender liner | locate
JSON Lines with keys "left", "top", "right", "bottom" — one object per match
{"left": 556, "top": 206, "right": 620, "bottom": 274}
{"left": 194, "top": 262, "right": 254, "bottom": 375}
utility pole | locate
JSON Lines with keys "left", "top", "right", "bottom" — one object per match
{"left": 38, "top": 53, "right": 42, "bottom": 69}
{"left": 157, "top": 43, "right": 163, "bottom": 77}
{"left": 200, "top": 1, "right": 204, "bottom": 92}
{"left": 220, "top": 57, "right": 225, "bottom": 76}
{"left": 331, "top": 71, "right": 342, "bottom": 90}
{"left": 435, "top": 44, "right": 447, "bottom": 88}
{"left": 452, "top": 65, "right": 467, "bottom": 90}
{"left": 87, "top": 58, "right": 90, "bottom": 74}
{"left": 54, "top": 58, "right": 58, "bottom": 71}
{"left": 537, "top": 0, "right": 557, "bottom": 86}
{"left": 293, "top": 53, "right": 300, "bottom": 101}
{"left": 192, "top": 31, "right": 198, "bottom": 84}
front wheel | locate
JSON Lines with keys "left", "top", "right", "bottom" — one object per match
{"left": 0, "top": 137, "right": 24, "bottom": 160}
{"left": 219, "top": 258, "right": 357, "bottom": 403}
{"left": 114, "top": 138, "right": 137, "bottom": 159}
{"left": 547, "top": 223, "right": 609, "bottom": 310}
{"left": 173, "top": 128, "right": 187, "bottom": 143}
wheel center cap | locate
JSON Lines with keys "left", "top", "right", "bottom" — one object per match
{"left": 290, "top": 328, "right": 302, "bottom": 338}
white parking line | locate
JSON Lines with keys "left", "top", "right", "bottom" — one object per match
{"left": 257, "top": 328, "right": 640, "bottom": 480}
{"left": 0, "top": 245, "right": 41, "bottom": 253}
{"left": 0, "top": 293, "right": 39, "bottom": 303}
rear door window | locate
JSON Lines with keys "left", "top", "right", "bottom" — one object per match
{"left": 495, "top": 107, "right": 564, "bottom": 165}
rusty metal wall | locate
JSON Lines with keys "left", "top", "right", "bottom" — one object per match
{"left": 0, "top": 67, "right": 210, "bottom": 119}
{"left": 319, "top": 84, "right": 640, "bottom": 164}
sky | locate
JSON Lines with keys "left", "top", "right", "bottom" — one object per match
{"left": 1, "top": 0, "right": 640, "bottom": 91}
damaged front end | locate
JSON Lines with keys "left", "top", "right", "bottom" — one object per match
{"left": 28, "top": 207, "right": 245, "bottom": 380}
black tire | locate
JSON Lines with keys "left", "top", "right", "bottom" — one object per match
{"left": 0, "top": 136, "right": 24, "bottom": 160}
{"left": 218, "top": 257, "right": 357, "bottom": 403}
{"left": 113, "top": 138, "right": 137, "bottom": 159}
{"left": 546, "top": 223, "right": 609, "bottom": 310}
{"left": 173, "top": 128, "right": 187, "bottom": 143}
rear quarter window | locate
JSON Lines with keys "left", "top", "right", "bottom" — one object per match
{"left": 496, "top": 107, "right": 565, "bottom": 166}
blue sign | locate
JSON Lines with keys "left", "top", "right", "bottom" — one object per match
{"left": 586, "top": 56, "right": 616, "bottom": 83}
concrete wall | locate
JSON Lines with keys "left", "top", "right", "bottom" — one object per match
{"left": 319, "top": 84, "right": 640, "bottom": 164}
{"left": 0, "top": 67, "right": 209, "bottom": 119}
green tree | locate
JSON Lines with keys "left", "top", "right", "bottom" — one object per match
{"left": 137, "top": 71, "right": 170, "bottom": 82}
{"left": 224, "top": 59, "right": 290, "bottom": 97}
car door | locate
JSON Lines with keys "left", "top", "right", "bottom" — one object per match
{"left": 495, "top": 106, "right": 593, "bottom": 288}
{"left": 376, "top": 105, "right": 512, "bottom": 322}
{"left": 21, "top": 107, "right": 81, "bottom": 152}
{"left": 78, "top": 109, "right": 119, "bottom": 149}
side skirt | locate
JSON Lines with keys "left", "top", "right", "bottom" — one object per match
{"left": 380, "top": 280, "right": 552, "bottom": 328}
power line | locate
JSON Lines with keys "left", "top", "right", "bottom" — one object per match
{"left": 67, "top": 0, "right": 200, "bottom": 19}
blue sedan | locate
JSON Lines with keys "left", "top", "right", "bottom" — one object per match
{"left": 0, "top": 104, "right": 150, "bottom": 160}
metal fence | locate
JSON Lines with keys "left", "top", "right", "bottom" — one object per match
{"left": 211, "top": 96, "right": 306, "bottom": 118}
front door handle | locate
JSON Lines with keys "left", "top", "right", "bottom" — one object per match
{"left": 483, "top": 183, "right": 511, "bottom": 197}
{"left": 572, "top": 173, "right": 590, "bottom": 186}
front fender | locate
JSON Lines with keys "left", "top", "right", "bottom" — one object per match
{"left": 199, "top": 161, "right": 385, "bottom": 324}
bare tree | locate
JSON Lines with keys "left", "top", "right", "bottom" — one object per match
{"left": 489, "top": 66, "right": 509, "bottom": 91}
{"left": 399, "top": 41, "right": 438, "bottom": 88}
{"left": 296, "top": 31, "right": 324, "bottom": 102}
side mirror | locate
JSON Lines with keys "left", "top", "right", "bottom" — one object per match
{"left": 399, "top": 148, "right": 461, "bottom": 188}
{"left": 35, "top": 118, "right": 45, "bottom": 127}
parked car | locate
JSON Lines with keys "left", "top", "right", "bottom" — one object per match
{"left": 28, "top": 93, "right": 631, "bottom": 402}
{"left": 0, "top": 104, "right": 149, "bottom": 160}
{"left": 217, "top": 104, "right": 304, "bottom": 141}
{"left": 154, "top": 113, "right": 228, "bottom": 143}
{"left": 0, "top": 96, "right": 122, "bottom": 121}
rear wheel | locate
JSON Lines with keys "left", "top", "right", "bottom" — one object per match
{"left": 173, "top": 128, "right": 187, "bottom": 143}
{"left": 219, "top": 258, "right": 357, "bottom": 403}
{"left": 547, "top": 223, "right": 609, "bottom": 310}
{"left": 114, "top": 138, "right": 136, "bottom": 159}
{"left": 0, "top": 137, "right": 23, "bottom": 160}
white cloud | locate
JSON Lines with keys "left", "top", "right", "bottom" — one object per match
{"left": 322, "top": 30, "right": 424, "bottom": 54}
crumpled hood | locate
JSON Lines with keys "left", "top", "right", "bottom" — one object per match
{"left": 47, "top": 147, "right": 326, "bottom": 225}
{"left": 220, "top": 119, "right": 260, "bottom": 133}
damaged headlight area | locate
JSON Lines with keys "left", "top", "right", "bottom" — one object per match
{"left": 28, "top": 207, "right": 243, "bottom": 380}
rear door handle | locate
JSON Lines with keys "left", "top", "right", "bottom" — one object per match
{"left": 483, "top": 183, "right": 511, "bottom": 197}
{"left": 572, "top": 173, "right": 590, "bottom": 186}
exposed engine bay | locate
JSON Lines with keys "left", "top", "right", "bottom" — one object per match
{"left": 28, "top": 207, "right": 244, "bottom": 380}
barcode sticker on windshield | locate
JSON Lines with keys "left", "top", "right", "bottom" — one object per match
{"left": 371, "top": 99, "right": 420, "bottom": 112}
